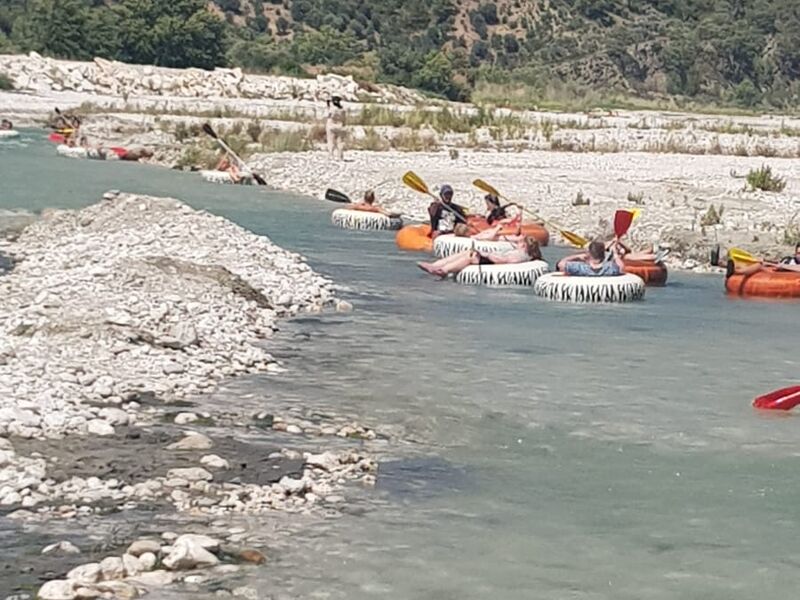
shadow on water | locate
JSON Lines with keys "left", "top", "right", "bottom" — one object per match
{"left": 375, "top": 457, "right": 473, "bottom": 502}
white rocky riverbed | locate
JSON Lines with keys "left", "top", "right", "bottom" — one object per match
{"left": 0, "top": 193, "right": 383, "bottom": 599}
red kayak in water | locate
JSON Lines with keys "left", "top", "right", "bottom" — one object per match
{"left": 753, "top": 386, "right": 800, "bottom": 410}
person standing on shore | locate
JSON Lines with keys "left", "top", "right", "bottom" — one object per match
{"left": 326, "top": 96, "right": 346, "bottom": 161}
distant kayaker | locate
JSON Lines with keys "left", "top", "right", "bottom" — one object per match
{"left": 326, "top": 96, "right": 346, "bottom": 162}
{"left": 428, "top": 185, "right": 468, "bottom": 238}
{"left": 418, "top": 236, "right": 542, "bottom": 277}
{"left": 0, "top": 119, "right": 12, "bottom": 130}
{"left": 350, "top": 190, "right": 396, "bottom": 217}
{"left": 780, "top": 243, "right": 800, "bottom": 270}
{"left": 557, "top": 239, "right": 626, "bottom": 276}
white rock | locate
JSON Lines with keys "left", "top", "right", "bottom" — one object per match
{"left": 66, "top": 562, "right": 101, "bottom": 584}
{"left": 166, "top": 433, "right": 213, "bottom": 451}
{"left": 200, "top": 454, "right": 229, "bottom": 470}
{"left": 86, "top": 419, "right": 115, "bottom": 437}
{"left": 162, "top": 538, "right": 219, "bottom": 571}
{"left": 37, "top": 579, "right": 76, "bottom": 600}
{"left": 126, "top": 569, "right": 174, "bottom": 587}
{"left": 99, "top": 556, "right": 125, "bottom": 580}
{"left": 126, "top": 539, "right": 161, "bottom": 557}
{"left": 173, "top": 534, "right": 220, "bottom": 551}
{"left": 137, "top": 552, "right": 157, "bottom": 571}
{"left": 173, "top": 412, "right": 198, "bottom": 425}
{"left": 121, "top": 553, "right": 142, "bottom": 577}
{"left": 42, "top": 540, "right": 81, "bottom": 555}
{"left": 166, "top": 467, "right": 212, "bottom": 482}
{"left": 97, "top": 408, "right": 129, "bottom": 426}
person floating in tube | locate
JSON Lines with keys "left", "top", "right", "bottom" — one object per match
{"left": 725, "top": 242, "right": 800, "bottom": 277}
{"left": 428, "top": 184, "right": 468, "bottom": 238}
{"left": 325, "top": 95, "right": 346, "bottom": 162}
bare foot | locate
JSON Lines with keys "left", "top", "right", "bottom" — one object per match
{"left": 417, "top": 262, "right": 435, "bottom": 274}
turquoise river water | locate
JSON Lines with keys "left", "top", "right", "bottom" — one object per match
{"left": 2, "top": 131, "right": 800, "bottom": 599}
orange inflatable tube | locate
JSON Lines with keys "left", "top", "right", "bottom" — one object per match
{"left": 726, "top": 267, "right": 800, "bottom": 298}
{"left": 396, "top": 224, "right": 433, "bottom": 252}
{"left": 624, "top": 259, "right": 668, "bottom": 286}
{"left": 396, "top": 218, "right": 550, "bottom": 253}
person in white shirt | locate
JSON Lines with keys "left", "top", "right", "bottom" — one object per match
{"left": 325, "top": 96, "right": 346, "bottom": 161}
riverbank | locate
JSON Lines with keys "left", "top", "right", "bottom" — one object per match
{"left": 0, "top": 192, "right": 383, "bottom": 598}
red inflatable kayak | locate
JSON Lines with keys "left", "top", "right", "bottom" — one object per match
{"left": 753, "top": 386, "right": 800, "bottom": 410}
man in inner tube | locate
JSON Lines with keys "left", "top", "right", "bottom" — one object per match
{"left": 428, "top": 184, "right": 468, "bottom": 239}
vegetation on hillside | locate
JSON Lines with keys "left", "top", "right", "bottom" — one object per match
{"left": 2, "top": 0, "right": 800, "bottom": 110}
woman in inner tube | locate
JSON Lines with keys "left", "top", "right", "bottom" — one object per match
{"left": 417, "top": 236, "right": 542, "bottom": 278}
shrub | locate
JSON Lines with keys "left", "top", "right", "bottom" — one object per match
{"left": 259, "top": 129, "right": 313, "bottom": 153}
{"left": 0, "top": 73, "right": 13, "bottom": 90}
{"left": 247, "top": 120, "right": 263, "bottom": 143}
{"left": 700, "top": 204, "right": 724, "bottom": 226}
{"left": 746, "top": 165, "right": 786, "bottom": 192}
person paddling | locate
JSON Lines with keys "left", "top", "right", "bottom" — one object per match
{"left": 484, "top": 194, "right": 519, "bottom": 226}
{"left": 216, "top": 153, "right": 242, "bottom": 183}
{"left": 0, "top": 119, "right": 12, "bottom": 130}
{"left": 557, "top": 239, "right": 626, "bottom": 276}
{"left": 429, "top": 185, "right": 468, "bottom": 238}
{"left": 727, "top": 243, "right": 800, "bottom": 277}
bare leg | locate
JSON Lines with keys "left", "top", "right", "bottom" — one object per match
{"left": 625, "top": 252, "right": 657, "bottom": 261}
{"left": 472, "top": 225, "right": 503, "bottom": 241}
{"left": 326, "top": 126, "right": 335, "bottom": 158}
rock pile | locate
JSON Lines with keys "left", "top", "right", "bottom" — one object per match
{"left": 0, "top": 52, "right": 425, "bottom": 105}
{"left": 38, "top": 533, "right": 264, "bottom": 599}
{"left": 0, "top": 191, "right": 335, "bottom": 441}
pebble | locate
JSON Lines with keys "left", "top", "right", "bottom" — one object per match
{"left": 126, "top": 539, "right": 161, "bottom": 557}
{"left": 174, "top": 412, "right": 198, "bottom": 425}
{"left": 166, "top": 432, "right": 213, "bottom": 451}
{"left": 41, "top": 540, "right": 81, "bottom": 555}
{"left": 86, "top": 419, "right": 114, "bottom": 437}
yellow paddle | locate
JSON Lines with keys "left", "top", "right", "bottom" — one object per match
{"left": 728, "top": 247, "right": 761, "bottom": 265}
{"left": 473, "top": 179, "right": 589, "bottom": 248}
{"left": 402, "top": 171, "right": 475, "bottom": 230}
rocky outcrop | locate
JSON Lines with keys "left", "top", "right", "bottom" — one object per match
{"left": 0, "top": 52, "right": 425, "bottom": 105}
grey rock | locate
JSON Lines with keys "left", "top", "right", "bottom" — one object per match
{"left": 66, "top": 563, "right": 101, "bottom": 584}
{"left": 37, "top": 580, "right": 76, "bottom": 600}
{"left": 166, "top": 433, "right": 213, "bottom": 451}
{"left": 126, "top": 539, "right": 161, "bottom": 558}
{"left": 42, "top": 541, "right": 81, "bottom": 556}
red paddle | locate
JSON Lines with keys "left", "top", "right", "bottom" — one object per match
{"left": 48, "top": 133, "right": 65, "bottom": 144}
{"left": 109, "top": 147, "right": 128, "bottom": 159}
{"left": 614, "top": 209, "right": 635, "bottom": 238}
{"left": 753, "top": 386, "right": 800, "bottom": 411}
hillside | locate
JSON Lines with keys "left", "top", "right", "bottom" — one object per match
{"left": 2, "top": 0, "right": 800, "bottom": 110}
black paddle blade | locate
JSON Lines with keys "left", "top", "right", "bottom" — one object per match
{"left": 325, "top": 188, "right": 351, "bottom": 203}
{"left": 253, "top": 173, "right": 267, "bottom": 186}
{"left": 202, "top": 123, "right": 218, "bottom": 139}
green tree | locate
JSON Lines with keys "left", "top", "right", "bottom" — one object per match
{"left": 12, "top": 0, "right": 94, "bottom": 59}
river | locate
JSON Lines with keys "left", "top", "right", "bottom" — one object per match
{"left": 2, "top": 131, "right": 799, "bottom": 599}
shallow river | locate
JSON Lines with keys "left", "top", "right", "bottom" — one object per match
{"left": 2, "top": 132, "right": 800, "bottom": 599}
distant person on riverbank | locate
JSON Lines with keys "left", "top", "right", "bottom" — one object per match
{"left": 326, "top": 96, "right": 346, "bottom": 161}
{"left": 418, "top": 236, "right": 542, "bottom": 277}
{"left": 0, "top": 119, "right": 12, "bottom": 130}
{"left": 557, "top": 239, "right": 626, "bottom": 276}
{"left": 429, "top": 185, "right": 468, "bottom": 238}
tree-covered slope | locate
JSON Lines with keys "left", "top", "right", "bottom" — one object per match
{"left": 2, "top": 0, "right": 799, "bottom": 109}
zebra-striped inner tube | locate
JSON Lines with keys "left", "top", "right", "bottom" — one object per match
{"left": 331, "top": 208, "right": 403, "bottom": 231}
{"left": 433, "top": 234, "right": 516, "bottom": 258}
{"left": 199, "top": 170, "right": 254, "bottom": 185}
{"left": 0, "top": 130, "right": 20, "bottom": 139}
{"left": 533, "top": 273, "right": 645, "bottom": 303}
{"left": 455, "top": 260, "right": 549, "bottom": 287}
{"left": 55, "top": 145, "right": 110, "bottom": 160}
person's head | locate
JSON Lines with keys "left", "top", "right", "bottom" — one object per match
{"left": 588, "top": 240, "right": 605, "bottom": 261}
{"left": 331, "top": 96, "right": 342, "bottom": 109}
{"left": 0, "top": 119, "right": 11, "bottom": 130}
{"left": 363, "top": 190, "right": 375, "bottom": 205}
{"left": 795, "top": 242, "right": 800, "bottom": 256}
{"left": 453, "top": 223, "right": 470, "bottom": 237}
{"left": 440, "top": 184, "right": 454, "bottom": 203}
{"left": 521, "top": 236, "right": 542, "bottom": 260}
{"left": 484, "top": 194, "right": 500, "bottom": 210}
